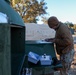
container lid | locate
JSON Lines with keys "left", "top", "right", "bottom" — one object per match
{"left": 26, "top": 40, "right": 53, "bottom": 44}
{"left": 0, "top": 0, "right": 24, "bottom": 26}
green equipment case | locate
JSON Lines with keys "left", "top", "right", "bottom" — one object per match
{"left": 21, "top": 40, "right": 62, "bottom": 75}
{"left": 0, "top": 0, "right": 25, "bottom": 75}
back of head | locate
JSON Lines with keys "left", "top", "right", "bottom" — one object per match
{"left": 48, "top": 16, "right": 59, "bottom": 26}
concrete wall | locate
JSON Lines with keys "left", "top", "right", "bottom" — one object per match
{"left": 25, "top": 23, "right": 56, "bottom": 40}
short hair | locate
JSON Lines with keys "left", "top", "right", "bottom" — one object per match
{"left": 48, "top": 16, "right": 59, "bottom": 25}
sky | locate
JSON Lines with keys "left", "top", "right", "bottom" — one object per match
{"left": 38, "top": 0, "right": 76, "bottom": 24}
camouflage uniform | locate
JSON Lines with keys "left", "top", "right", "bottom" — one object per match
{"left": 54, "top": 22, "right": 74, "bottom": 75}
{"left": 60, "top": 49, "right": 75, "bottom": 75}
{"left": 47, "top": 17, "right": 74, "bottom": 75}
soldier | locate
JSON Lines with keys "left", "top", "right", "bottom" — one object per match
{"left": 45, "top": 16, "right": 75, "bottom": 75}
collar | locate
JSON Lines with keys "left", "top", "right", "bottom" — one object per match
{"left": 55, "top": 22, "right": 61, "bottom": 30}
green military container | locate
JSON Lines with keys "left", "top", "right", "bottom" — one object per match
{"left": 0, "top": 0, "right": 25, "bottom": 75}
{"left": 21, "top": 40, "right": 62, "bottom": 75}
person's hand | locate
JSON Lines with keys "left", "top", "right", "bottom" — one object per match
{"left": 45, "top": 38, "right": 50, "bottom": 42}
{"left": 45, "top": 38, "right": 55, "bottom": 42}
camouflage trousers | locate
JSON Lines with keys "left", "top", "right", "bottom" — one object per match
{"left": 60, "top": 49, "right": 75, "bottom": 75}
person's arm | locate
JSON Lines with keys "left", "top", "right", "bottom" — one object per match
{"left": 55, "top": 38, "right": 71, "bottom": 46}
{"left": 55, "top": 31, "right": 72, "bottom": 46}
{"left": 45, "top": 38, "right": 55, "bottom": 42}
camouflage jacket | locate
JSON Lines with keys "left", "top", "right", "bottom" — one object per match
{"left": 55, "top": 22, "right": 74, "bottom": 55}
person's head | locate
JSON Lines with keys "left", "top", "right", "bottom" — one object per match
{"left": 48, "top": 16, "right": 59, "bottom": 29}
